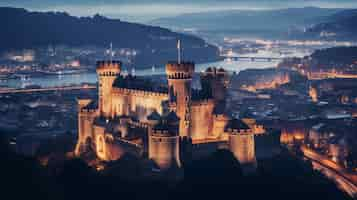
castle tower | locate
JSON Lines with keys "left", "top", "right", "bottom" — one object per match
{"left": 201, "top": 67, "right": 229, "bottom": 103}
{"left": 148, "top": 112, "right": 182, "bottom": 170}
{"left": 226, "top": 119, "right": 257, "bottom": 172}
{"left": 96, "top": 61, "right": 121, "bottom": 118}
{"left": 166, "top": 62, "right": 194, "bottom": 137}
{"left": 75, "top": 99, "right": 97, "bottom": 156}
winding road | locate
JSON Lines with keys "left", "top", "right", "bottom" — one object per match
{"left": 301, "top": 146, "right": 357, "bottom": 197}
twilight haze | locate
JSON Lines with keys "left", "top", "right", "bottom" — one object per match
{"left": 1, "top": 0, "right": 357, "bottom": 22}
{"left": 2, "top": 0, "right": 357, "bottom": 199}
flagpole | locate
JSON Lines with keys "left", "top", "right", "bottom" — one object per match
{"left": 177, "top": 39, "right": 181, "bottom": 64}
{"left": 110, "top": 42, "right": 113, "bottom": 62}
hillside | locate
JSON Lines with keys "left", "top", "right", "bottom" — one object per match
{"left": 150, "top": 7, "right": 341, "bottom": 38}
{"left": 307, "top": 9, "right": 357, "bottom": 40}
{"left": 0, "top": 7, "right": 220, "bottom": 67}
{"left": 310, "top": 46, "right": 357, "bottom": 65}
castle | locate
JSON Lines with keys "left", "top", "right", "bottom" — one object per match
{"left": 75, "top": 60, "right": 280, "bottom": 171}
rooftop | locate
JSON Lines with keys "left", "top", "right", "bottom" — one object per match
{"left": 225, "top": 119, "right": 250, "bottom": 132}
{"left": 82, "top": 100, "right": 98, "bottom": 110}
{"left": 113, "top": 75, "right": 168, "bottom": 93}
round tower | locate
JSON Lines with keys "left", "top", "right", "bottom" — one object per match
{"left": 166, "top": 62, "right": 194, "bottom": 137}
{"left": 226, "top": 119, "right": 257, "bottom": 172}
{"left": 96, "top": 61, "right": 121, "bottom": 118}
{"left": 148, "top": 112, "right": 181, "bottom": 170}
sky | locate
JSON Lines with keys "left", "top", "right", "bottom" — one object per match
{"left": 1, "top": 0, "right": 357, "bottom": 22}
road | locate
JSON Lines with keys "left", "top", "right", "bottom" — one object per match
{"left": 222, "top": 55, "right": 283, "bottom": 62}
{"left": 0, "top": 85, "right": 96, "bottom": 94}
{"left": 301, "top": 146, "right": 357, "bottom": 197}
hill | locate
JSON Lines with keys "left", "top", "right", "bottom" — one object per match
{"left": 0, "top": 7, "right": 220, "bottom": 67}
{"left": 306, "top": 9, "right": 357, "bottom": 40}
{"left": 150, "top": 7, "right": 342, "bottom": 38}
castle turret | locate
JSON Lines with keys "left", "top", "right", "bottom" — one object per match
{"left": 148, "top": 111, "right": 181, "bottom": 170}
{"left": 96, "top": 61, "right": 121, "bottom": 118}
{"left": 166, "top": 62, "right": 194, "bottom": 137}
{"left": 201, "top": 67, "right": 229, "bottom": 103}
{"left": 226, "top": 119, "right": 257, "bottom": 172}
{"left": 75, "top": 99, "right": 97, "bottom": 156}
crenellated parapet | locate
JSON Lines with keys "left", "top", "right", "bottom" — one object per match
{"left": 112, "top": 87, "right": 169, "bottom": 99}
{"left": 226, "top": 128, "right": 254, "bottom": 135}
{"left": 213, "top": 113, "right": 229, "bottom": 119}
{"left": 80, "top": 108, "right": 98, "bottom": 115}
{"left": 78, "top": 99, "right": 98, "bottom": 115}
{"left": 202, "top": 67, "right": 227, "bottom": 77}
{"left": 191, "top": 98, "right": 215, "bottom": 107}
{"left": 129, "top": 120, "right": 149, "bottom": 129}
{"left": 96, "top": 60, "right": 122, "bottom": 76}
{"left": 166, "top": 62, "right": 195, "bottom": 79}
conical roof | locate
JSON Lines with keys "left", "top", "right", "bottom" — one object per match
{"left": 164, "top": 111, "right": 180, "bottom": 123}
{"left": 147, "top": 110, "right": 161, "bottom": 121}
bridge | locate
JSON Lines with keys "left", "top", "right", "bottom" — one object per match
{"left": 222, "top": 55, "right": 283, "bottom": 62}
{"left": 0, "top": 85, "right": 96, "bottom": 94}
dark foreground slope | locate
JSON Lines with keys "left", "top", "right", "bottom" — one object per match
{"left": 0, "top": 134, "right": 351, "bottom": 200}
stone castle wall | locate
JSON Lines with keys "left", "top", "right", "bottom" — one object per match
{"left": 190, "top": 100, "right": 215, "bottom": 140}
{"left": 111, "top": 88, "right": 168, "bottom": 121}
{"left": 75, "top": 100, "right": 98, "bottom": 156}
{"left": 229, "top": 132, "right": 256, "bottom": 166}
{"left": 149, "top": 135, "right": 181, "bottom": 170}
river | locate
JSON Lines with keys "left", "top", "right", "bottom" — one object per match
{"left": 1, "top": 59, "right": 279, "bottom": 89}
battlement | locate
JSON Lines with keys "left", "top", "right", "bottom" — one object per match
{"left": 78, "top": 99, "right": 92, "bottom": 109}
{"left": 203, "top": 67, "right": 227, "bottom": 76}
{"left": 81, "top": 108, "right": 98, "bottom": 113}
{"left": 129, "top": 120, "right": 149, "bottom": 129}
{"left": 79, "top": 100, "right": 98, "bottom": 113}
{"left": 191, "top": 99, "right": 215, "bottom": 107}
{"left": 96, "top": 60, "right": 122, "bottom": 75}
{"left": 213, "top": 113, "right": 230, "bottom": 120}
{"left": 151, "top": 130, "right": 177, "bottom": 137}
{"left": 227, "top": 128, "right": 254, "bottom": 135}
{"left": 151, "top": 121, "right": 179, "bottom": 137}
{"left": 166, "top": 62, "right": 195, "bottom": 79}
{"left": 112, "top": 87, "right": 169, "bottom": 98}
{"left": 225, "top": 119, "right": 251, "bottom": 134}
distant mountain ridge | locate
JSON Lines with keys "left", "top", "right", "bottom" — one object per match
{"left": 0, "top": 7, "right": 220, "bottom": 66}
{"left": 307, "top": 9, "right": 357, "bottom": 40}
{"left": 150, "top": 7, "right": 342, "bottom": 37}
